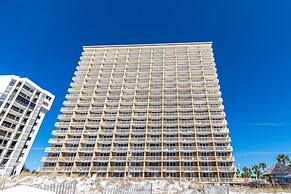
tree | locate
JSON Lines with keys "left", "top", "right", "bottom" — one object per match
{"left": 236, "top": 169, "right": 241, "bottom": 177}
{"left": 284, "top": 155, "right": 290, "bottom": 166}
{"left": 31, "top": 170, "right": 39, "bottom": 175}
{"left": 259, "top": 163, "right": 267, "bottom": 172}
{"left": 241, "top": 167, "right": 252, "bottom": 178}
{"left": 252, "top": 165, "right": 262, "bottom": 179}
{"left": 21, "top": 165, "right": 30, "bottom": 173}
{"left": 277, "top": 154, "right": 290, "bottom": 166}
{"left": 277, "top": 154, "right": 284, "bottom": 163}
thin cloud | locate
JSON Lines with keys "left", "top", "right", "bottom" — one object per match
{"left": 251, "top": 123, "right": 287, "bottom": 126}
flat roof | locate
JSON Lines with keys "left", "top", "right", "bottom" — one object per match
{"left": 83, "top": 42, "right": 212, "bottom": 49}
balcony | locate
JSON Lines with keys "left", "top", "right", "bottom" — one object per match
{"left": 41, "top": 157, "right": 58, "bottom": 162}
{"left": 198, "top": 146, "right": 214, "bottom": 151}
{"left": 196, "top": 137, "right": 213, "bottom": 142}
{"left": 82, "top": 130, "right": 101, "bottom": 135}
{"left": 114, "top": 138, "right": 129, "bottom": 142}
{"left": 217, "top": 166, "right": 236, "bottom": 172}
{"left": 211, "top": 120, "right": 227, "bottom": 125}
{"left": 93, "top": 156, "right": 110, "bottom": 161}
{"left": 215, "top": 146, "right": 232, "bottom": 151}
{"left": 199, "top": 156, "right": 216, "bottom": 161}
{"left": 163, "top": 146, "right": 179, "bottom": 151}
{"left": 180, "top": 137, "right": 195, "bottom": 142}
{"left": 97, "top": 138, "right": 113, "bottom": 143}
{"left": 45, "top": 147, "right": 62, "bottom": 152}
{"left": 130, "top": 156, "right": 144, "bottom": 160}
{"left": 52, "top": 130, "right": 68, "bottom": 135}
{"left": 147, "top": 129, "right": 162, "bottom": 134}
{"left": 57, "top": 115, "right": 72, "bottom": 120}
{"left": 58, "top": 157, "right": 75, "bottom": 161}
{"left": 38, "top": 167, "right": 55, "bottom": 172}
{"left": 81, "top": 138, "right": 97, "bottom": 143}
{"left": 163, "top": 129, "right": 179, "bottom": 133}
{"left": 86, "top": 122, "right": 100, "bottom": 126}
{"left": 213, "top": 128, "right": 229, "bottom": 133}
{"left": 99, "top": 129, "right": 114, "bottom": 134}
{"left": 91, "top": 166, "right": 108, "bottom": 171}
{"left": 147, "top": 137, "right": 162, "bottom": 142}
{"left": 181, "top": 156, "right": 197, "bottom": 160}
{"left": 145, "top": 166, "right": 161, "bottom": 171}
{"left": 95, "top": 147, "right": 111, "bottom": 152}
{"left": 78, "top": 147, "right": 95, "bottom": 152}
{"left": 61, "top": 147, "right": 78, "bottom": 152}
{"left": 146, "top": 147, "right": 162, "bottom": 151}
{"left": 180, "top": 146, "right": 196, "bottom": 151}
{"left": 131, "top": 129, "right": 146, "bottom": 134}
{"left": 67, "top": 130, "right": 84, "bottom": 134}
{"left": 163, "top": 137, "right": 179, "bottom": 142}
{"left": 130, "top": 137, "right": 145, "bottom": 142}
{"left": 163, "top": 156, "right": 179, "bottom": 160}
{"left": 108, "top": 167, "right": 126, "bottom": 172}
{"left": 130, "top": 147, "right": 145, "bottom": 151}
{"left": 76, "top": 156, "right": 92, "bottom": 161}
{"left": 111, "top": 156, "right": 127, "bottom": 161}
{"left": 145, "top": 156, "right": 162, "bottom": 160}
{"left": 68, "top": 88, "right": 81, "bottom": 93}
{"left": 54, "top": 122, "right": 69, "bottom": 127}
{"left": 164, "top": 166, "right": 180, "bottom": 171}
{"left": 75, "top": 107, "right": 90, "bottom": 111}
{"left": 181, "top": 166, "right": 199, "bottom": 171}
{"left": 196, "top": 128, "right": 212, "bottom": 133}
{"left": 78, "top": 100, "right": 91, "bottom": 105}
{"left": 70, "top": 122, "right": 85, "bottom": 127}
{"left": 70, "top": 83, "right": 83, "bottom": 88}
{"left": 65, "top": 138, "right": 81, "bottom": 143}
{"left": 58, "top": 167, "right": 73, "bottom": 172}
{"left": 217, "top": 156, "right": 234, "bottom": 161}
{"left": 48, "top": 138, "right": 65, "bottom": 144}
{"left": 214, "top": 137, "right": 231, "bottom": 142}
{"left": 131, "top": 166, "right": 144, "bottom": 171}
{"left": 199, "top": 166, "right": 216, "bottom": 171}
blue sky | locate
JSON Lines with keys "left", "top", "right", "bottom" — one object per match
{"left": 1, "top": 0, "right": 291, "bottom": 171}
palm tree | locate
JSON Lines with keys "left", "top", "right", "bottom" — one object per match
{"left": 277, "top": 154, "right": 284, "bottom": 163}
{"left": 236, "top": 169, "right": 241, "bottom": 177}
{"left": 284, "top": 155, "right": 290, "bottom": 166}
{"left": 259, "top": 163, "right": 267, "bottom": 172}
{"left": 252, "top": 165, "right": 262, "bottom": 179}
{"left": 241, "top": 167, "right": 252, "bottom": 178}
{"left": 277, "top": 154, "right": 290, "bottom": 166}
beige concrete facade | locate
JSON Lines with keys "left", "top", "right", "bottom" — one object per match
{"left": 40, "top": 42, "right": 236, "bottom": 182}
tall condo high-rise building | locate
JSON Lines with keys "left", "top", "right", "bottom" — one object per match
{"left": 41, "top": 42, "right": 235, "bottom": 182}
{"left": 0, "top": 75, "right": 54, "bottom": 176}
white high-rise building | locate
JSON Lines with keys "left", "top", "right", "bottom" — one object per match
{"left": 41, "top": 42, "right": 236, "bottom": 182}
{"left": 0, "top": 75, "right": 54, "bottom": 176}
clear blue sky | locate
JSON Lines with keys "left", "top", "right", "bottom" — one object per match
{"left": 0, "top": 0, "right": 291, "bottom": 171}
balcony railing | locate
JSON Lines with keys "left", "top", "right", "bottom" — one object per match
{"left": 58, "top": 157, "right": 75, "bottom": 161}
{"left": 61, "top": 147, "right": 78, "bottom": 152}
{"left": 45, "top": 147, "right": 62, "bottom": 152}
{"left": 38, "top": 167, "right": 56, "bottom": 172}
{"left": 41, "top": 157, "right": 58, "bottom": 162}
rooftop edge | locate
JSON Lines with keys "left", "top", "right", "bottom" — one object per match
{"left": 83, "top": 42, "right": 213, "bottom": 49}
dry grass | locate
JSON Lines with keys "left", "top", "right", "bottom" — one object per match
{"left": 3, "top": 175, "right": 291, "bottom": 194}
{"left": 231, "top": 185, "right": 291, "bottom": 193}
